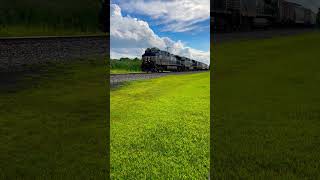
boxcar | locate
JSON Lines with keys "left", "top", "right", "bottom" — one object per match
{"left": 212, "top": 0, "right": 317, "bottom": 32}
{"left": 212, "top": 0, "right": 277, "bottom": 31}
{"left": 294, "top": 5, "right": 305, "bottom": 24}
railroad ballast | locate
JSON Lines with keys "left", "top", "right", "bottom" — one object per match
{"left": 141, "top": 47, "right": 209, "bottom": 72}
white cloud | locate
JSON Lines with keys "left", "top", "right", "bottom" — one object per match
{"left": 110, "top": 4, "right": 166, "bottom": 49}
{"left": 118, "top": 0, "right": 210, "bottom": 32}
{"left": 111, "top": 48, "right": 145, "bottom": 59}
{"left": 110, "top": 4, "right": 210, "bottom": 64}
{"left": 286, "top": 0, "right": 320, "bottom": 13}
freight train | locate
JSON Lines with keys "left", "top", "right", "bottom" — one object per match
{"left": 141, "top": 47, "right": 209, "bottom": 72}
{"left": 212, "top": 0, "right": 318, "bottom": 32}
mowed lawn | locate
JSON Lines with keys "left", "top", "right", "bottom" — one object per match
{"left": 0, "top": 59, "right": 108, "bottom": 179}
{"left": 212, "top": 32, "right": 320, "bottom": 179}
{"left": 111, "top": 72, "right": 210, "bottom": 179}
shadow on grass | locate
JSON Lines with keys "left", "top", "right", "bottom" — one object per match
{"left": 0, "top": 58, "right": 109, "bottom": 179}
{"left": 0, "top": 58, "right": 104, "bottom": 92}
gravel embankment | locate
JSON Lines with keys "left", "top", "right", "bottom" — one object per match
{"left": 214, "top": 28, "right": 318, "bottom": 43}
{"left": 0, "top": 35, "right": 108, "bottom": 72}
{"left": 110, "top": 71, "right": 207, "bottom": 87}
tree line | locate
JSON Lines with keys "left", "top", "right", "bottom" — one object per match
{"left": 0, "top": 0, "right": 108, "bottom": 34}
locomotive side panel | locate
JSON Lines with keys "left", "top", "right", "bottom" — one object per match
{"left": 158, "top": 52, "right": 176, "bottom": 66}
{"left": 311, "top": 11, "right": 317, "bottom": 25}
{"left": 185, "top": 58, "right": 192, "bottom": 69}
{"left": 304, "top": 9, "right": 317, "bottom": 25}
{"left": 241, "top": 0, "right": 257, "bottom": 17}
{"left": 279, "top": 1, "right": 295, "bottom": 24}
{"left": 294, "top": 6, "right": 305, "bottom": 24}
{"left": 304, "top": 9, "right": 312, "bottom": 25}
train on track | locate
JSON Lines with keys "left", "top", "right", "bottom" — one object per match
{"left": 141, "top": 47, "right": 209, "bottom": 72}
{"left": 212, "top": 0, "right": 319, "bottom": 32}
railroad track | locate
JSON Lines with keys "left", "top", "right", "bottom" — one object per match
{"left": 0, "top": 35, "right": 108, "bottom": 72}
{"left": 0, "top": 34, "right": 107, "bottom": 40}
{"left": 213, "top": 28, "right": 318, "bottom": 43}
{"left": 110, "top": 71, "right": 208, "bottom": 87}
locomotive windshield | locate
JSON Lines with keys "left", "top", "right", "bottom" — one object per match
{"left": 142, "top": 52, "right": 157, "bottom": 56}
{"left": 143, "top": 47, "right": 161, "bottom": 56}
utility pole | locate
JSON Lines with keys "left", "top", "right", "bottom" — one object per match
{"left": 166, "top": 46, "right": 171, "bottom": 53}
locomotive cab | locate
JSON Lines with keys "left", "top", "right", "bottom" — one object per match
{"left": 141, "top": 48, "right": 159, "bottom": 72}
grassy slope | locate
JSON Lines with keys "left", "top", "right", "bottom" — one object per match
{"left": 111, "top": 72, "right": 210, "bottom": 179}
{"left": 0, "top": 59, "right": 108, "bottom": 179}
{"left": 110, "top": 69, "right": 143, "bottom": 74}
{"left": 0, "top": 26, "right": 104, "bottom": 37}
{"left": 212, "top": 32, "right": 320, "bottom": 179}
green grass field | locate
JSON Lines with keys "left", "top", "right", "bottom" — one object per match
{"left": 0, "top": 59, "right": 108, "bottom": 179}
{"left": 212, "top": 32, "right": 320, "bottom": 179}
{"left": 111, "top": 72, "right": 210, "bottom": 179}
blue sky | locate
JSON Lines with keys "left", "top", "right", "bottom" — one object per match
{"left": 110, "top": 0, "right": 210, "bottom": 64}
{"left": 118, "top": 9, "right": 210, "bottom": 52}
{"left": 152, "top": 20, "right": 210, "bottom": 51}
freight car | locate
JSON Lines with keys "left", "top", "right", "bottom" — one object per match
{"left": 277, "top": 1, "right": 317, "bottom": 26}
{"left": 212, "top": 0, "right": 317, "bottom": 32}
{"left": 141, "top": 47, "right": 209, "bottom": 72}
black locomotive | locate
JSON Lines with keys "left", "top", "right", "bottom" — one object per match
{"left": 141, "top": 47, "right": 209, "bottom": 72}
{"left": 212, "top": 0, "right": 318, "bottom": 32}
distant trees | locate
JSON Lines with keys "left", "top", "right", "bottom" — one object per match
{"left": 110, "top": 58, "right": 142, "bottom": 72}
{"left": 118, "top": 57, "right": 141, "bottom": 61}
{"left": 0, "top": 0, "right": 102, "bottom": 35}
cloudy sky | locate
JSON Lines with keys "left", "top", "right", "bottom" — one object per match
{"left": 287, "top": 0, "right": 320, "bottom": 13}
{"left": 110, "top": 0, "right": 210, "bottom": 65}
